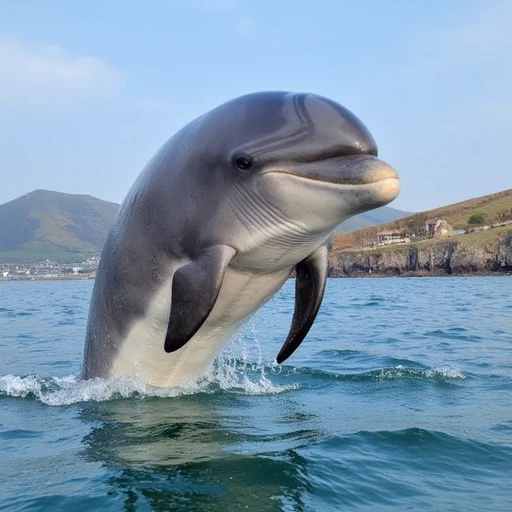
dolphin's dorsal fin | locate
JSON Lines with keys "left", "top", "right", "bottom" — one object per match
{"left": 276, "top": 243, "right": 329, "bottom": 363}
{"left": 164, "top": 245, "right": 237, "bottom": 353}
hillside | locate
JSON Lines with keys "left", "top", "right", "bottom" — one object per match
{"left": 0, "top": 190, "right": 409, "bottom": 263}
{"left": 330, "top": 188, "right": 512, "bottom": 276}
{"left": 0, "top": 190, "right": 119, "bottom": 262}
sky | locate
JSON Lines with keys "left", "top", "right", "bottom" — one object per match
{"left": 0, "top": 0, "right": 510, "bottom": 212}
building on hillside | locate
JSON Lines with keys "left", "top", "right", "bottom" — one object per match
{"left": 377, "top": 232, "right": 411, "bottom": 247}
{"left": 425, "top": 219, "right": 453, "bottom": 239}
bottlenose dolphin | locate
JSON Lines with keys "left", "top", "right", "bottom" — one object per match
{"left": 82, "top": 91, "right": 400, "bottom": 387}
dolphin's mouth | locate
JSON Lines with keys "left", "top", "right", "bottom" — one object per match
{"left": 265, "top": 155, "right": 399, "bottom": 186}
{"left": 265, "top": 154, "right": 399, "bottom": 187}
{"left": 263, "top": 154, "right": 400, "bottom": 207}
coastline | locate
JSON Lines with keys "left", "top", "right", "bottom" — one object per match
{"left": 327, "top": 270, "right": 512, "bottom": 278}
{"left": 1, "top": 271, "right": 511, "bottom": 282}
{"left": 0, "top": 274, "right": 96, "bottom": 282}
{"left": 329, "top": 229, "right": 512, "bottom": 279}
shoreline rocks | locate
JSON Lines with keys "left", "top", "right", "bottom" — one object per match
{"left": 329, "top": 231, "right": 512, "bottom": 278}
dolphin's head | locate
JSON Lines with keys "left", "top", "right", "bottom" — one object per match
{"left": 181, "top": 92, "right": 400, "bottom": 266}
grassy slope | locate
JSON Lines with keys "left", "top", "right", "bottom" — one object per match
{"left": 333, "top": 188, "right": 512, "bottom": 250}
{"left": 391, "top": 189, "right": 512, "bottom": 232}
{"left": 0, "top": 190, "right": 119, "bottom": 262}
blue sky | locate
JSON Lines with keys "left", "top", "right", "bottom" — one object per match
{"left": 1, "top": 0, "right": 510, "bottom": 212}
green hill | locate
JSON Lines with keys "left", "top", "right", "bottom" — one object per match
{"left": 0, "top": 190, "right": 119, "bottom": 262}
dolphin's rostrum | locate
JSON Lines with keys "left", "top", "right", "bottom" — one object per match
{"left": 82, "top": 91, "right": 400, "bottom": 387}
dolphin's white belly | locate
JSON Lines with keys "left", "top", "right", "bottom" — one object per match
{"left": 110, "top": 266, "right": 291, "bottom": 387}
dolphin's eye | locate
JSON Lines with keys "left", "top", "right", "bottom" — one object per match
{"left": 233, "top": 154, "right": 253, "bottom": 172}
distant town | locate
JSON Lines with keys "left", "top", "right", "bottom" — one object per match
{"left": 0, "top": 257, "right": 99, "bottom": 281}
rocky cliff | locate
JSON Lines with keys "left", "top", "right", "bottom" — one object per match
{"left": 329, "top": 227, "right": 512, "bottom": 277}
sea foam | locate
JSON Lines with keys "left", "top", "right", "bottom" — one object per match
{"left": 0, "top": 355, "right": 295, "bottom": 406}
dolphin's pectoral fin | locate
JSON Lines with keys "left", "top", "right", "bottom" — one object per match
{"left": 164, "top": 245, "right": 237, "bottom": 353}
{"left": 276, "top": 243, "right": 329, "bottom": 364}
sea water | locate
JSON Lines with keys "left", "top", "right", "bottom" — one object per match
{"left": 0, "top": 277, "right": 511, "bottom": 511}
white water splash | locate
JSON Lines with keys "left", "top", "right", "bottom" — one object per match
{"left": 198, "top": 317, "right": 296, "bottom": 395}
{"left": 0, "top": 353, "right": 294, "bottom": 406}
{"left": 0, "top": 319, "right": 298, "bottom": 406}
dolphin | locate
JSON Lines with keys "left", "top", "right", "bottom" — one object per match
{"left": 82, "top": 91, "right": 400, "bottom": 387}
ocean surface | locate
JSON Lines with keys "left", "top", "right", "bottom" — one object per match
{"left": 0, "top": 276, "right": 511, "bottom": 511}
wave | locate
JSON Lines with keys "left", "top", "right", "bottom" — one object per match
{"left": 296, "top": 348, "right": 466, "bottom": 382}
{"left": 0, "top": 358, "right": 296, "bottom": 406}
{"left": 307, "top": 427, "right": 512, "bottom": 490}
{"left": 364, "top": 364, "right": 466, "bottom": 380}
{"left": 0, "top": 356, "right": 467, "bottom": 405}
{"left": 312, "top": 349, "right": 426, "bottom": 369}
{"left": 312, "top": 427, "right": 512, "bottom": 473}
{"left": 286, "top": 363, "right": 466, "bottom": 383}
{"left": 316, "top": 426, "right": 511, "bottom": 454}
